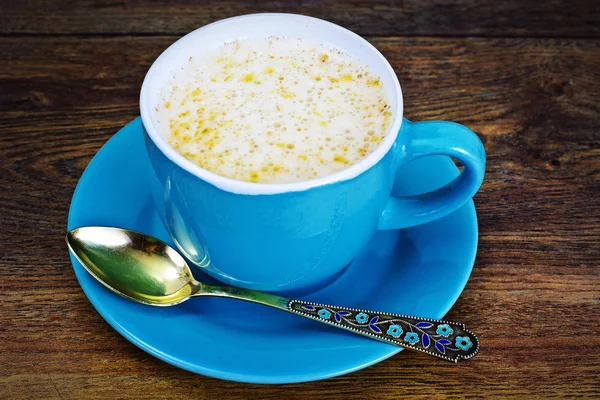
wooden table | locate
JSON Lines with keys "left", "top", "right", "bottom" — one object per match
{"left": 1, "top": 1, "right": 599, "bottom": 398}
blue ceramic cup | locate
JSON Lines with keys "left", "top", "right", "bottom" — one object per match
{"left": 141, "top": 14, "right": 486, "bottom": 292}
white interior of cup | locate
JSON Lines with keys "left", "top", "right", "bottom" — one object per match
{"left": 140, "top": 13, "right": 403, "bottom": 195}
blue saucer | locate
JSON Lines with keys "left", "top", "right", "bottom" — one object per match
{"left": 67, "top": 118, "right": 478, "bottom": 384}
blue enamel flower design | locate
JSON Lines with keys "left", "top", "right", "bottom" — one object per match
{"left": 387, "top": 325, "right": 403, "bottom": 338}
{"left": 436, "top": 324, "right": 454, "bottom": 337}
{"left": 318, "top": 309, "right": 331, "bottom": 319}
{"left": 455, "top": 336, "right": 473, "bottom": 351}
{"left": 355, "top": 313, "right": 369, "bottom": 323}
{"left": 404, "top": 332, "right": 419, "bottom": 344}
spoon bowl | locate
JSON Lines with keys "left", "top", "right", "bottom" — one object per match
{"left": 67, "top": 227, "right": 198, "bottom": 306}
{"left": 67, "top": 226, "right": 479, "bottom": 362}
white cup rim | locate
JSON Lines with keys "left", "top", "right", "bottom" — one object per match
{"left": 140, "top": 13, "right": 403, "bottom": 195}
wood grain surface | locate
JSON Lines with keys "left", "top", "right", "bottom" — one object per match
{"left": 2, "top": 0, "right": 600, "bottom": 37}
{"left": 1, "top": 1, "right": 599, "bottom": 399}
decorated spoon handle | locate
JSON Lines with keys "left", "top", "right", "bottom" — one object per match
{"left": 200, "top": 285, "right": 479, "bottom": 362}
{"left": 287, "top": 300, "right": 479, "bottom": 362}
{"left": 288, "top": 300, "right": 479, "bottom": 362}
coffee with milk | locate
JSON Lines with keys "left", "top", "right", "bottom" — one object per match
{"left": 155, "top": 37, "right": 391, "bottom": 184}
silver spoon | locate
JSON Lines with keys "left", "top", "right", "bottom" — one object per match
{"left": 66, "top": 226, "right": 479, "bottom": 362}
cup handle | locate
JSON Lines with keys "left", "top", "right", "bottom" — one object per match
{"left": 378, "top": 119, "right": 486, "bottom": 230}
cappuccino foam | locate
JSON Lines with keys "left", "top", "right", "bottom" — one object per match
{"left": 156, "top": 37, "right": 392, "bottom": 184}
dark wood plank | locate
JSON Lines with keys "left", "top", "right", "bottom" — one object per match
{"left": 1, "top": 36, "right": 599, "bottom": 398}
{"left": 1, "top": 0, "right": 599, "bottom": 38}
